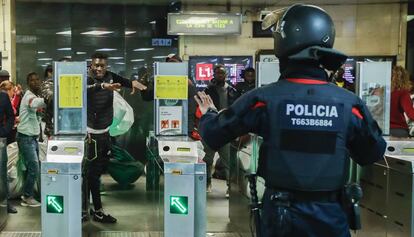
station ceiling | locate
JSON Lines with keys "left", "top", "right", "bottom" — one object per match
{"left": 18, "top": 0, "right": 409, "bottom": 7}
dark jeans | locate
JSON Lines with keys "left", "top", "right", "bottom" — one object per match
{"left": 16, "top": 133, "right": 39, "bottom": 198}
{"left": 261, "top": 188, "right": 351, "bottom": 237}
{"left": 202, "top": 141, "right": 230, "bottom": 186}
{"left": 0, "top": 138, "right": 9, "bottom": 203}
{"left": 82, "top": 132, "right": 111, "bottom": 211}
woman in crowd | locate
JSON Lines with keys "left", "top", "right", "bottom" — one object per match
{"left": 390, "top": 66, "right": 414, "bottom": 137}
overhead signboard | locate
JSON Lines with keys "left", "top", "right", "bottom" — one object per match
{"left": 168, "top": 13, "right": 242, "bottom": 35}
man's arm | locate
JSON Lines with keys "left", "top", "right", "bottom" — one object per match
{"left": 347, "top": 100, "right": 386, "bottom": 165}
{"left": 111, "top": 72, "right": 132, "bottom": 88}
{"left": 111, "top": 72, "right": 147, "bottom": 94}
{"left": 87, "top": 76, "right": 103, "bottom": 92}
{"left": 195, "top": 90, "right": 267, "bottom": 150}
{"left": 28, "top": 94, "right": 46, "bottom": 110}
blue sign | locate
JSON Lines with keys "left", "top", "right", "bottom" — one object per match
{"left": 279, "top": 100, "right": 344, "bottom": 132}
{"left": 152, "top": 38, "right": 172, "bottom": 47}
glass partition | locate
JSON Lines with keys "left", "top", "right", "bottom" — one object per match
{"left": 14, "top": 1, "right": 177, "bottom": 234}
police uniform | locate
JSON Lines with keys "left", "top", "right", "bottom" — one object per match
{"left": 197, "top": 4, "right": 386, "bottom": 237}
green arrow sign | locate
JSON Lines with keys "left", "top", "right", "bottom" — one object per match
{"left": 170, "top": 196, "right": 188, "bottom": 215}
{"left": 46, "top": 195, "right": 64, "bottom": 214}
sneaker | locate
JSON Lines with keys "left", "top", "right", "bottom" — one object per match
{"left": 82, "top": 211, "right": 89, "bottom": 222}
{"left": 225, "top": 188, "right": 229, "bottom": 199}
{"left": 206, "top": 184, "right": 212, "bottom": 193}
{"left": 7, "top": 204, "right": 17, "bottom": 214}
{"left": 93, "top": 210, "right": 117, "bottom": 223}
{"left": 21, "top": 196, "right": 41, "bottom": 207}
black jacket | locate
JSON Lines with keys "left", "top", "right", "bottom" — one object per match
{"left": 87, "top": 72, "right": 132, "bottom": 130}
{"left": 235, "top": 81, "right": 255, "bottom": 99}
{"left": 0, "top": 92, "right": 14, "bottom": 138}
{"left": 204, "top": 79, "right": 238, "bottom": 110}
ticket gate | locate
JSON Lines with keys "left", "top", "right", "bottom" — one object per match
{"left": 41, "top": 138, "right": 84, "bottom": 237}
{"left": 157, "top": 136, "right": 206, "bottom": 237}
{"left": 358, "top": 138, "right": 414, "bottom": 237}
{"left": 41, "top": 61, "right": 87, "bottom": 237}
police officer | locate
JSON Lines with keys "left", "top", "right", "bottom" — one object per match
{"left": 194, "top": 4, "right": 386, "bottom": 237}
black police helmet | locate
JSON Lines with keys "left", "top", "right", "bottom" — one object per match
{"left": 264, "top": 4, "right": 335, "bottom": 59}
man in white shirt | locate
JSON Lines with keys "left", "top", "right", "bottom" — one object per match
{"left": 17, "top": 72, "right": 46, "bottom": 207}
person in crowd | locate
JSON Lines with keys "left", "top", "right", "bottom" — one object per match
{"left": 17, "top": 72, "right": 46, "bottom": 207}
{"left": 333, "top": 67, "right": 354, "bottom": 92}
{"left": 390, "top": 66, "right": 414, "bottom": 137}
{"left": 83, "top": 52, "right": 147, "bottom": 223}
{"left": 235, "top": 67, "right": 256, "bottom": 98}
{"left": 0, "top": 81, "right": 22, "bottom": 144}
{"left": 44, "top": 65, "right": 53, "bottom": 81}
{"left": 0, "top": 70, "right": 10, "bottom": 84}
{"left": 0, "top": 80, "right": 16, "bottom": 213}
{"left": 202, "top": 64, "right": 237, "bottom": 197}
{"left": 195, "top": 4, "right": 386, "bottom": 236}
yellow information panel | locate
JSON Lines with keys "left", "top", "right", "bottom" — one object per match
{"left": 58, "top": 74, "right": 83, "bottom": 108}
{"left": 155, "top": 75, "right": 188, "bottom": 100}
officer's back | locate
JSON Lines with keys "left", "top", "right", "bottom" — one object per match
{"left": 195, "top": 4, "right": 386, "bottom": 237}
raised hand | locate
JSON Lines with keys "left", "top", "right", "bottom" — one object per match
{"left": 194, "top": 91, "right": 217, "bottom": 115}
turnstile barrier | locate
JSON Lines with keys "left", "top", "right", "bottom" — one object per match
{"left": 158, "top": 136, "right": 206, "bottom": 237}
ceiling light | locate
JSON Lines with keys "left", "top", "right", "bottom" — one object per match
{"left": 149, "top": 20, "right": 156, "bottom": 24}
{"left": 38, "top": 58, "right": 53, "bottom": 61}
{"left": 81, "top": 30, "right": 114, "bottom": 36}
{"left": 63, "top": 56, "right": 72, "bottom": 59}
{"left": 96, "top": 48, "right": 117, "bottom": 52}
{"left": 131, "top": 59, "right": 144, "bottom": 62}
{"left": 152, "top": 56, "right": 167, "bottom": 59}
{"left": 57, "top": 47, "right": 71, "bottom": 51}
{"left": 108, "top": 57, "right": 124, "bottom": 60}
{"left": 133, "top": 67, "right": 138, "bottom": 70}
{"left": 125, "top": 31, "right": 136, "bottom": 35}
{"left": 37, "top": 51, "right": 45, "bottom": 54}
{"left": 76, "top": 51, "right": 87, "bottom": 55}
{"left": 86, "top": 59, "right": 92, "bottom": 61}
{"left": 133, "top": 48, "right": 154, "bottom": 51}
{"left": 56, "top": 30, "right": 72, "bottom": 35}
{"left": 115, "top": 62, "right": 125, "bottom": 65}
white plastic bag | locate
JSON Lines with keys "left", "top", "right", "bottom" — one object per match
{"left": 110, "top": 91, "right": 134, "bottom": 136}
